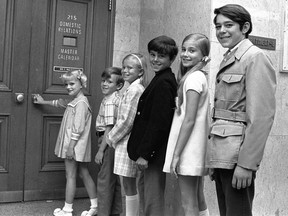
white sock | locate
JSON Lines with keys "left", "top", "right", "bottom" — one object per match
{"left": 199, "top": 208, "right": 210, "bottom": 216}
{"left": 90, "top": 198, "right": 98, "bottom": 208}
{"left": 63, "top": 202, "right": 73, "bottom": 213}
{"left": 126, "top": 194, "right": 139, "bottom": 216}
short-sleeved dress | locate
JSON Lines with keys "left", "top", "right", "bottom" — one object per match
{"left": 106, "top": 79, "right": 144, "bottom": 177}
{"left": 54, "top": 95, "right": 92, "bottom": 162}
{"left": 163, "top": 70, "right": 209, "bottom": 176}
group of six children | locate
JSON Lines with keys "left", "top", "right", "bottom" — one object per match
{"left": 33, "top": 3, "right": 276, "bottom": 216}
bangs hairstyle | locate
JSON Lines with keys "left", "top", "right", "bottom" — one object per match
{"left": 148, "top": 35, "right": 178, "bottom": 60}
{"left": 122, "top": 53, "right": 148, "bottom": 86}
{"left": 213, "top": 4, "right": 252, "bottom": 38}
{"left": 178, "top": 33, "right": 210, "bottom": 81}
{"left": 60, "top": 70, "right": 87, "bottom": 88}
{"left": 101, "top": 67, "right": 124, "bottom": 86}
{"left": 177, "top": 33, "right": 210, "bottom": 115}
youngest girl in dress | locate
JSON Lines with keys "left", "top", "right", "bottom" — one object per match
{"left": 34, "top": 70, "right": 97, "bottom": 216}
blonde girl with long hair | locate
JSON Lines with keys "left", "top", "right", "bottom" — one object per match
{"left": 163, "top": 33, "right": 211, "bottom": 216}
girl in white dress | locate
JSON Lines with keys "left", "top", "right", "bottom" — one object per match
{"left": 106, "top": 53, "right": 146, "bottom": 216}
{"left": 163, "top": 33, "right": 211, "bottom": 216}
{"left": 34, "top": 70, "right": 97, "bottom": 216}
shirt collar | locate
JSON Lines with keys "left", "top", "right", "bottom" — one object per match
{"left": 103, "top": 91, "right": 117, "bottom": 100}
{"left": 224, "top": 39, "right": 245, "bottom": 56}
{"left": 128, "top": 78, "right": 141, "bottom": 88}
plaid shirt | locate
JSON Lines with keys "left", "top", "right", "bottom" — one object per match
{"left": 95, "top": 91, "right": 120, "bottom": 132}
{"left": 106, "top": 79, "right": 144, "bottom": 148}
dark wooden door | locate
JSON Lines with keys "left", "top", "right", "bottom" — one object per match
{"left": 0, "top": 0, "right": 32, "bottom": 203}
{"left": 0, "top": 0, "right": 114, "bottom": 202}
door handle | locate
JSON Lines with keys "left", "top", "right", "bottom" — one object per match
{"left": 15, "top": 93, "right": 24, "bottom": 103}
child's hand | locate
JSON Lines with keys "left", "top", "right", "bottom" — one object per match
{"left": 95, "top": 150, "right": 104, "bottom": 164}
{"left": 33, "top": 94, "right": 44, "bottom": 104}
{"left": 66, "top": 147, "right": 74, "bottom": 160}
{"left": 97, "top": 136, "right": 103, "bottom": 146}
{"left": 232, "top": 165, "right": 253, "bottom": 189}
{"left": 209, "top": 168, "right": 215, "bottom": 181}
{"left": 170, "top": 155, "right": 180, "bottom": 178}
{"left": 136, "top": 157, "right": 148, "bottom": 171}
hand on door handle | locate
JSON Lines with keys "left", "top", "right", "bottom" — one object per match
{"left": 32, "top": 94, "right": 44, "bottom": 104}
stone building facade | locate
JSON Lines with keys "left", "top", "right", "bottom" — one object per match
{"left": 112, "top": 0, "right": 288, "bottom": 215}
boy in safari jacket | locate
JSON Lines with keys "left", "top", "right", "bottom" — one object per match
{"left": 208, "top": 4, "right": 276, "bottom": 216}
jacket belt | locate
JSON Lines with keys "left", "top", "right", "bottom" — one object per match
{"left": 212, "top": 108, "right": 246, "bottom": 123}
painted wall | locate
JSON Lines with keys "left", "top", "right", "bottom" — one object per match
{"left": 113, "top": 0, "right": 288, "bottom": 215}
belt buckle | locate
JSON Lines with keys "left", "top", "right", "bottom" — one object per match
{"left": 212, "top": 107, "right": 216, "bottom": 119}
{"left": 232, "top": 111, "right": 237, "bottom": 121}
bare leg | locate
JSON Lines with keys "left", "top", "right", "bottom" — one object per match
{"left": 178, "top": 175, "right": 200, "bottom": 216}
{"left": 123, "top": 176, "right": 138, "bottom": 216}
{"left": 79, "top": 163, "right": 97, "bottom": 199}
{"left": 198, "top": 177, "right": 207, "bottom": 211}
{"left": 65, "top": 159, "right": 78, "bottom": 204}
{"left": 79, "top": 163, "right": 98, "bottom": 216}
{"left": 122, "top": 176, "right": 137, "bottom": 196}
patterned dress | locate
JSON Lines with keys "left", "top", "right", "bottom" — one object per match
{"left": 106, "top": 79, "right": 144, "bottom": 177}
{"left": 54, "top": 95, "right": 92, "bottom": 162}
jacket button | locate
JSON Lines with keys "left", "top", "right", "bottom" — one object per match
{"left": 214, "top": 98, "right": 217, "bottom": 102}
{"left": 137, "top": 112, "right": 140, "bottom": 115}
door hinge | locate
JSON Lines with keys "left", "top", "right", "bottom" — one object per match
{"left": 108, "top": 0, "right": 112, "bottom": 11}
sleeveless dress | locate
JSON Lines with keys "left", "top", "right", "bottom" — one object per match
{"left": 163, "top": 71, "right": 209, "bottom": 176}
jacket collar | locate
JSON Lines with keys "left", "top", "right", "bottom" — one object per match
{"left": 219, "top": 39, "right": 254, "bottom": 71}
{"left": 234, "top": 38, "right": 254, "bottom": 60}
{"left": 155, "top": 67, "right": 172, "bottom": 76}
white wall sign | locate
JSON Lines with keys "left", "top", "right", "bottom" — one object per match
{"left": 282, "top": 0, "right": 288, "bottom": 72}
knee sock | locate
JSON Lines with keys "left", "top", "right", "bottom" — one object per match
{"left": 90, "top": 198, "right": 98, "bottom": 208}
{"left": 199, "top": 208, "right": 210, "bottom": 216}
{"left": 126, "top": 194, "right": 139, "bottom": 216}
{"left": 63, "top": 202, "right": 73, "bottom": 213}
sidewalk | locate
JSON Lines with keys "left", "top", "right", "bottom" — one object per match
{"left": 0, "top": 198, "right": 125, "bottom": 216}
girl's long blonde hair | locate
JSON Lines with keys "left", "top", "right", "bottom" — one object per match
{"left": 177, "top": 33, "right": 210, "bottom": 115}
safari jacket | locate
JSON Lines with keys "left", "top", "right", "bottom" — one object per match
{"left": 208, "top": 39, "right": 276, "bottom": 171}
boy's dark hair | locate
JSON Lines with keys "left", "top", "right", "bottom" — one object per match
{"left": 213, "top": 4, "right": 252, "bottom": 38}
{"left": 148, "top": 35, "right": 178, "bottom": 60}
{"left": 101, "top": 67, "right": 124, "bottom": 86}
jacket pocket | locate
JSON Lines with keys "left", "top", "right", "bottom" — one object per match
{"left": 216, "top": 74, "right": 244, "bottom": 101}
{"left": 210, "top": 121, "right": 245, "bottom": 165}
{"left": 222, "top": 74, "right": 243, "bottom": 83}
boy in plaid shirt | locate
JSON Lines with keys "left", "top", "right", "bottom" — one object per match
{"left": 94, "top": 67, "right": 124, "bottom": 216}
